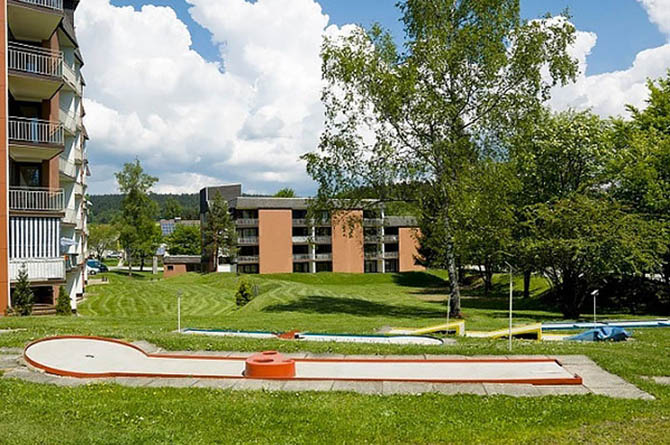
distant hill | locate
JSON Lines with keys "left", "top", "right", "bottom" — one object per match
{"left": 89, "top": 193, "right": 200, "bottom": 223}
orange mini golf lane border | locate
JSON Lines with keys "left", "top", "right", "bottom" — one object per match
{"left": 23, "top": 336, "right": 583, "bottom": 386}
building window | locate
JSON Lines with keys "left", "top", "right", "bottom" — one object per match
{"left": 384, "top": 260, "right": 398, "bottom": 273}
{"left": 364, "top": 261, "right": 378, "bottom": 273}
{"left": 315, "top": 261, "right": 332, "bottom": 273}
{"left": 167, "top": 265, "right": 174, "bottom": 271}
{"left": 239, "top": 264, "right": 259, "bottom": 274}
{"left": 293, "top": 262, "right": 310, "bottom": 273}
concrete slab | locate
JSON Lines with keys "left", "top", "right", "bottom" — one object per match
{"left": 484, "top": 383, "right": 542, "bottom": 397}
{"left": 114, "top": 377, "right": 155, "bottom": 387}
{"left": 652, "top": 376, "right": 670, "bottom": 385}
{"left": 193, "top": 378, "right": 239, "bottom": 390}
{"left": 332, "top": 380, "right": 383, "bottom": 395}
{"left": 382, "top": 381, "right": 433, "bottom": 395}
{"left": 281, "top": 352, "right": 308, "bottom": 359}
{"left": 431, "top": 383, "right": 487, "bottom": 395}
{"left": 146, "top": 378, "right": 199, "bottom": 388}
{"left": 589, "top": 386, "right": 655, "bottom": 400}
{"left": 131, "top": 340, "right": 162, "bottom": 354}
{"left": 535, "top": 385, "right": 591, "bottom": 396}
{"left": 554, "top": 355, "right": 597, "bottom": 366}
{"left": 282, "top": 380, "right": 335, "bottom": 392}
{"left": 232, "top": 379, "right": 286, "bottom": 391}
{"left": 383, "top": 354, "right": 426, "bottom": 360}
{"left": 304, "top": 353, "right": 346, "bottom": 359}
{"left": 0, "top": 354, "right": 20, "bottom": 368}
{"left": 0, "top": 347, "right": 23, "bottom": 354}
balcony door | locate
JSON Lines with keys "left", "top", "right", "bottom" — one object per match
{"left": 10, "top": 161, "right": 42, "bottom": 188}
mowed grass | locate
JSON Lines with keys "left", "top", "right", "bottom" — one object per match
{"left": 0, "top": 270, "right": 669, "bottom": 444}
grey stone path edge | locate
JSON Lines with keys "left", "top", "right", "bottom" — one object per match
{"left": 0, "top": 342, "right": 654, "bottom": 400}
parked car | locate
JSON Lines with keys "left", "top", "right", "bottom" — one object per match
{"left": 87, "top": 259, "right": 109, "bottom": 272}
{"left": 86, "top": 265, "right": 100, "bottom": 276}
{"left": 106, "top": 251, "right": 122, "bottom": 259}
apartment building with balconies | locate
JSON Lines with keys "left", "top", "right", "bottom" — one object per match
{"left": 200, "top": 185, "right": 424, "bottom": 275}
{"left": 0, "top": 0, "right": 89, "bottom": 315}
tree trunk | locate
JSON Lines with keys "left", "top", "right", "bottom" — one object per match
{"left": 445, "top": 233, "right": 461, "bottom": 317}
{"left": 140, "top": 257, "right": 145, "bottom": 272}
{"left": 523, "top": 269, "right": 531, "bottom": 299}
{"left": 483, "top": 262, "right": 493, "bottom": 296}
{"left": 127, "top": 251, "right": 132, "bottom": 276}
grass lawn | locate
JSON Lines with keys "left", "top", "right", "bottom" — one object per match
{"left": 1, "top": 270, "right": 669, "bottom": 444}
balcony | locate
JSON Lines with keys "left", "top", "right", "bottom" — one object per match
{"left": 364, "top": 234, "right": 381, "bottom": 243}
{"left": 9, "top": 187, "right": 64, "bottom": 213}
{"left": 8, "top": 43, "right": 63, "bottom": 100}
{"left": 74, "top": 182, "right": 84, "bottom": 197}
{"left": 63, "top": 207, "right": 78, "bottom": 225}
{"left": 59, "top": 157, "right": 77, "bottom": 180}
{"left": 238, "top": 255, "right": 259, "bottom": 264}
{"left": 315, "top": 253, "right": 332, "bottom": 261}
{"left": 8, "top": 1, "right": 63, "bottom": 42}
{"left": 384, "top": 252, "right": 399, "bottom": 259}
{"left": 365, "top": 251, "right": 382, "bottom": 260}
{"left": 292, "top": 219, "right": 307, "bottom": 226}
{"left": 9, "top": 258, "right": 66, "bottom": 283}
{"left": 62, "top": 62, "right": 83, "bottom": 95}
{"left": 292, "top": 236, "right": 309, "bottom": 244}
{"left": 363, "top": 218, "right": 384, "bottom": 226}
{"left": 313, "top": 236, "right": 332, "bottom": 244}
{"left": 383, "top": 235, "right": 399, "bottom": 243}
{"left": 64, "top": 253, "right": 79, "bottom": 272}
{"left": 59, "top": 108, "right": 79, "bottom": 134}
{"left": 235, "top": 218, "right": 258, "bottom": 227}
{"left": 293, "top": 254, "right": 312, "bottom": 262}
{"left": 9, "top": 117, "right": 64, "bottom": 162}
{"left": 238, "top": 237, "right": 259, "bottom": 245}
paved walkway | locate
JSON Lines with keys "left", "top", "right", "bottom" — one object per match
{"left": 0, "top": 343, "right": 654, "bottom": 399}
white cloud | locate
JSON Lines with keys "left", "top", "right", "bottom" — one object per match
{"left": 637, "top": 0, "right": 670, "bottom": 36}
{"left": 549, "top": 3, "right": 670, "bottom": 117}
{"left": 77, "top": 0, "right": 347, "bottom": 195}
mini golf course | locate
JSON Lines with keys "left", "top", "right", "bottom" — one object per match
{"left": 24, "top": 336, "right": 582, "bottom": 385}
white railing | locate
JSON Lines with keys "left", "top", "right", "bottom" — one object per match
{"left": 315, "top": 253, "right": 332, "bottom": 260}
{"left": 293, "top": 254, "right": 312, "bottom": 261}
{"left": 74, "top": 182, "right": 83, "bottom": 196}
{"left": 292, "top": 236, "right": 309, "bottom": 243}
{"left": 364, "top": 235, "right": 381, "bottom": 242}
{"left": 238, "top": 256, "right": 259, "bottom": 263}
{"left": 9, "top": 117, "right": 64, "bottom": 145}
{"left": 8, "top": 42, "right": 62, "bottom": 77}
{"left": 292, "top": 219, "right": 307, "bottom": 226}
{"left": 9, "top": 258, "right": 65, "bottom": 282}
{"left": 59, "top": 108, "right": 77, "bottom": 133}
{"left": 62, "top": 62, "right": 82, "bottom": 94}
{"left": 364, "top": 218, "right": 384, "bottom": 226}
{"left": 9, "top": 187, "right": 64, "bottom": 211}
{"left": 15, "top": 0, "right": 63, "bottom": 11}
{"left": 383, "top": 235, "right": 399, "bottom": 243}
{"left": 384, "top": 252, "right": 399, "bottom": 259}
{"left": 74, "top": 145, "right": 84, "bottom": 164}
{"left": 235, "top": 218, "right": 258, "bottom": 226}
{"left": 313, "top": 236, "right": 331, "bottom": 243}
{"left": 365, "top": 252, "right": 380, "bottom": 259}
{"left": 238, "top": 237, "right": 258, "bottom": 244}
{"left": 59, "top": 157, "right": 76, "bottom": 178}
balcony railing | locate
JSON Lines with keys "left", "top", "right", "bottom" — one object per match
{"left": 383, "top": 235, "right": 399, "bottom": 243}
{"left": 313, "top": 236, "right": 332, "bottom": 244}
{"left": 8, "top": 42, "right": 62, "bottom": 77}
{"left": 292, "top": 219, "right": 307, "bottom": 226}
{"left": 59, "top": 108, "right": 78, "bottom": 133}
{"left": 9, "top": 258, "right": 65, "bottom": 282}
{"left": 9, "top": 117, "right": 64, "bottom": 145}
{"left": 63, "top": 207, "right": 78, "bottom": 225}
{"left": 365, "top": 252, "right": 381, "bottom": 259}
{"left": 292, "top": 236, "right": 309, "bottom": 244}
{"left": 14, "top": 0, "right": 63, "bottom": 11}
{"left": 74, "top": 182, "right": 84, "bottom": 196}
{"left": 238, "top": 237, "right": 259, "bottom": 245}
{"left": 235, "top": 218, "right": 258, "bottom": 226}
{"left": 9, "top": 187, "right": 64, "bottom": 212}
{"left": 363, "top": 218, "right": 384, "bottom": 226}
{"left": 293, "top": 254, "right": 312, "bottom": 261}
{"left": 364, "top": 234, "right": 381, "bottom": 242}
{"left": 62, "top": 62, "right": 82, "bottom": 94}
{"left": 238, "top": 255, "right": 259, "bottom": 263}
{"left": 59, "top": 157, "right": 77, "bottom": 178}
{"left": 315, "top": 253, "right": 332, "bottom": 260}
{"left": 384, "top": 252, "right": 399, "bottom": 259}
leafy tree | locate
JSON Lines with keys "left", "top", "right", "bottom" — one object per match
{"left": 135, "top": 223, "right": 163, "bottom": 271}
{"left": 274, "top": 188, "right": 296, "bottom": 198}
{"left": 509, "top": 108, "right": 611, "bottom": 297}
{"left": 114, "top": 160, "right": 159, "bottom": 274}
{"left": 12, "top": 265, "right": 34, "bottom": 316}
{"left": 235, "top": 278, "right": 254, "bottom": 307}
{"left": 202, "top": 191, "right": 238, "bottom": 271}
{"left": 88, "top": 223, "right": 119, "bottom": 259}
{"left": 524, "top": 195, "right": 666, "bottom": 318}
{"left": 162, "top": 197, "right": 183, "bottom": 219}
{"left": 303, "top": 0, "right": 578, "bottom": 316}
{"left": 167, "top": 224, "right": 201, "bottom": 255}
{"left": 55, "top": 285, "right": 71, "bottom": 316}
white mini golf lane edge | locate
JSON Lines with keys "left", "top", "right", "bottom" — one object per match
{"left": 24, "top": 336, "right": 582, "bottom": 385}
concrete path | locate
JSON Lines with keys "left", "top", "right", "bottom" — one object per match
{"left": 1, "top": 341, "right": 655, "bottom": 399}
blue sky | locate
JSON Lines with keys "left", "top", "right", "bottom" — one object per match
{"left": 81, "top": 0, "right": 670, "bottom": 195}
{"left": 111, "top": 0, "right": 666, "bottom": 76}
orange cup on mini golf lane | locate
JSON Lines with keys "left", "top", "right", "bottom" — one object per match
{"left": 245, "top": 351, "right": 296, "bottom": 378}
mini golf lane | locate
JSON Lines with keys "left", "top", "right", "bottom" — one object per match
{"left": 24, "top": 337, "right": 582, "bottom": 385}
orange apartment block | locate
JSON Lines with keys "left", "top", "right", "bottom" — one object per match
{"left": 0, "top": 0, "right": 89, "bottom": 315}
{"left": 200, "top": 185, "right": 425, "bottom": 275}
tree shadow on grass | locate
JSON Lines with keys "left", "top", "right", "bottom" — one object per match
{"left": 391, "top": 272, "right": 448, "bottom": 288}
{"left": 105, "top": 270, "right": 152, "bottom": 280}
{"left": 262, "top": 295, "right": 446, "bottom": 318}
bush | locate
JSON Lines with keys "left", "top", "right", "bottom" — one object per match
{"left": 12, "top": 264, "right": 34, "bottom": 316}
{"left": 55, "top": 285, "right": 71, "bottom": 315}
{"left": 235, "top": 278, "right": 254, "bottom": 307}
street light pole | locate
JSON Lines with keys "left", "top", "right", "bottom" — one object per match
{"left": 177, "top": 291, "right": 182, "bottom": 333}
{"left": 506, "top": 262, "right": 513, "bottom": 352}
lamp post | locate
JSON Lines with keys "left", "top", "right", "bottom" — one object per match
{"left": 505, "top": 261, "right": 513, "bottom": 352}
{"left": 177, "top": 291, "right": 182, "bottom": 333}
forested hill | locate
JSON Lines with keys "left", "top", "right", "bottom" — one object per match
{"left": 89, "top": 193, "right": 200, "bottom": 223}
